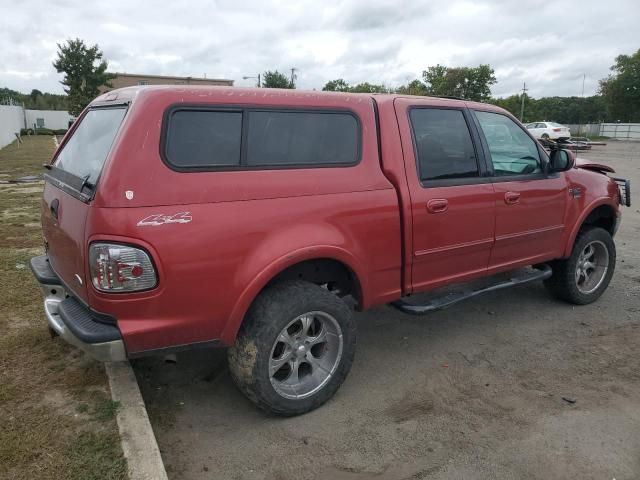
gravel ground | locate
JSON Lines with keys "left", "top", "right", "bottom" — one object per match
{"left": 134, "top": 141, "right": 640, "bottom": 480}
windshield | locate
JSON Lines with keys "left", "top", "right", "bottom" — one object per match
{"left": 54, "top": 107, "right": 127, "bottom": 185}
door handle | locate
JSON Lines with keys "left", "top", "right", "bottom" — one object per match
{"left": 504, "top": 192, "right": 521, "bottom": 205}
{"left": 427, "top": 198, "right": 448, "bottom": 213}
{"left": 50, "top": 198, "right": 59, "bottom": 220}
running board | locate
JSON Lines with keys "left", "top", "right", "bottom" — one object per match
{"left": 390, "top": 265, "right": 552, "bottom": 316}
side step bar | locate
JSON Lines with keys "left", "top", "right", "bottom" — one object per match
{"left": 390, "top": 265, "right": 552, "bottom": 316}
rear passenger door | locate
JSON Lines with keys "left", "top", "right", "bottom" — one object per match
{"left": 394, "top": 98, "right": 495, "bottom": 292}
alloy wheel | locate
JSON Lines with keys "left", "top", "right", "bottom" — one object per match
{"left": 575, "top": 240, "right": 609, "bottom": 294}
{"left": 269, "top": 311, "right": 343, "bottom": 400}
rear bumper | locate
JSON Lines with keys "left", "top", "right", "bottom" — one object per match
{"left": 30, "top": 255, "right": 126, "bottom": 362}
{"left": 544, "top": 131, "right": 569, "bottom": 140}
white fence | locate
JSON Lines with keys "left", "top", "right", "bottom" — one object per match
{"left": 25, "top": 109, "right": 73, "bottom": 131}
{"left": 0, "top": 105, "right": 24, "bottom": 149}
{"left": 567, "top": 124, "right": 601, "bottom": 137}
{"left": 0, "top": 106, "right": 74, "bottom": 149}
{"left": 599, "top": 123, "right": 640, "bottom": 140}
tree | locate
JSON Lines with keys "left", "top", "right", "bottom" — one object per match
{"left": 53, "top": 38, "right": 114, "bottom": 115}
{"left": 350, "top": 82, "right": 389, "bottom": 93}
{"left": 422, "top": 64, "right": 496, "bottom": 101}
{"left": 490, "top": 95, "right": 609, "bottom": 124}
{"left": 322, "top": 78, "right": 351, "bottom": 92}
{"left": 321, "top": 79, "right": 389, "bottom": 93}
{"left": 262, "top": 70, "right": 294, "bottom": 89}
{"left": 30, "top": 89, "right": 43, "bottom": 102}
{"left": 422, "top": 64, "right": 449, "bottom": 96}
{"left": 396, "top": 79, "right": 428, "bottom": 96}
{"left": 599, "top": 49, "right": 640, "bottom": 122}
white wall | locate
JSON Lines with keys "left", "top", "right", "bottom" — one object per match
{"left": 566, "top": 124, "right": 601, "bottom": 137}
{"left": 25, "top": 109, "right": 74, "bottom": 130}
{"left": 0, "top": 105, "right": 24, "bottom": 149}
{"left": 600, "top": 123, "right": 640, "bottom": 140}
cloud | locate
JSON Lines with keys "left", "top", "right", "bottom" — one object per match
{"left": 0, "top": 0, "right": 637, "bottom": 97}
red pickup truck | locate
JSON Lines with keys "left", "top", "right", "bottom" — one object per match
{"left": 31, "top": 86, "right": 630, "bottom": 415}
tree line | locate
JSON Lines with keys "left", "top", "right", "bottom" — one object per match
{"left": 0, "top": 87, "right": 68, "bottom": 110}
{"left": 4, "top": 38, "right": 638, "bottom": 124}
{"left": 316, "top": 52, "right": 639, "bottom": 124}
{"left": 262, "top": 51, "right": 638, "bottom": 123}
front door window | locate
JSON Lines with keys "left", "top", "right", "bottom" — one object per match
{"left": 475, "top": 111, "right": 541, "bottom": 176}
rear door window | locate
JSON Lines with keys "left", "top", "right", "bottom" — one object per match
{"left": 409, "top": 108, "right": 480, "bottom": 182}
{"left": 54, "top": 107, "right": 126, "bottom": 185}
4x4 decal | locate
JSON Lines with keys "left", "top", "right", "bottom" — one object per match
{"left": 137, "top": 212, "right": 192, "bottom": 227}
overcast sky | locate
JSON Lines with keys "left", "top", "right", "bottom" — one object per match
{"left": 1, "top": 0, "right": 638, "bottom": 98}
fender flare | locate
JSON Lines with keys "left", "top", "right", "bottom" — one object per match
{"left": 563, "top": 198, "right": 618, "bottom": 257}
{"left": 219, "top": 245, "right": 368, "bottom": 345}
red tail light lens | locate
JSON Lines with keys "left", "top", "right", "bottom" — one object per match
{"left": 89, "top": 243, "right": 157, "bottom": 292}
{"left": 553, "top": 128, "right": 561, "bottom": 132}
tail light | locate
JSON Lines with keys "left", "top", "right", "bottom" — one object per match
{"left": 553, "top": 128, "right": 561, "bottom": 132}
{"left": 89, "top": 243, "right": 157, "bottom": 292}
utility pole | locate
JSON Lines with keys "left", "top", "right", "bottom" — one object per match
{"left": 578, "top": 73, "right": 586, "bottom": 137}
{"left": 519, "top": 82, "right": 528, "bottom": 122}
{"left": 290, "top": 68, "right": 297, "bottom": 88}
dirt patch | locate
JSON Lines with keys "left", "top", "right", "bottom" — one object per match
{"left": 0, "top": 207, "right": 32, "bottom": 220}
{"left": 385, "top": 394, "right": 434, "bottom": 423}
{"left": 6, "top": 185, "right": 44, "bottom": 195}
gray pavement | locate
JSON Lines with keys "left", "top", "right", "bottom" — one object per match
{"left": 134, "top": 140, "right": 640, "bottom": 480}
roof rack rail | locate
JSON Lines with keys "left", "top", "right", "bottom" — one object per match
{"left": 434, "top": 95, "right": 463, "bottom": 100}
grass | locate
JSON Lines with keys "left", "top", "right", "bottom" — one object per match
{"left": 0, "top": 136, "right": 126, "bottom": 480}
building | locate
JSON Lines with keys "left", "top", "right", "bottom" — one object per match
{"left": 101, "top": 73, "right": 234, "bottom": 92}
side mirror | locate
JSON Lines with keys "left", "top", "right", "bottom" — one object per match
{"left": 549, "top": 148, "right": 575, "bottom": 172}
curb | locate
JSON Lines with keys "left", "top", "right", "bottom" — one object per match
{"left": 106, "top": 361, "right": 169, "bottom": 480}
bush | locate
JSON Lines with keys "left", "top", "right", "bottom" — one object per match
{"left": 53, "top": 129, "right": 68, "bottom": 135}
{"left": 35, "top": 128, "right": 54, "bottom": 135}
{"left": 20, "top": 128, "right": 34, "bottom": 136}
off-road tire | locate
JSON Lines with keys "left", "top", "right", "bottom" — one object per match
{"left": 228, "top": 280, "right": 356, "bottom": 416}
{"left": 544, "top": 227, "right": 616, "bottom": 304}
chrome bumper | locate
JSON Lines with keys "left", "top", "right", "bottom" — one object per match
{"left": 31, "top": 255, "right": 126, "bottom": 362}
{"left": 40, "top": 283, "right": 127, "bottom": 362}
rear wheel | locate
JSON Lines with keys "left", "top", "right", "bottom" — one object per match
{"left": 544, "top": 227, "right": 615, "bottom": 304}
{"left": 541, "top": 133, "right": 550, "bottom": 140}
{"left": 228, "top": 280, "right": 356, "bottom": 416}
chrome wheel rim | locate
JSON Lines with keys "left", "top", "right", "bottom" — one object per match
{"left": 575, "top": 240, "right": 609, "bottom": 294}
{"left": 269, "top": 311, "right": 343, "bottom": 400}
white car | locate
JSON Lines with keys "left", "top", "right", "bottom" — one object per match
{"left": 525, "top": 121, "right": 571, "bottom": 140}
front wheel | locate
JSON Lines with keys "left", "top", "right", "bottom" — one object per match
{"left": 228, "top": 280, "right": 356, "bottom": 416}
{"left": 544, "top": 227, "right": 616, "bottom": 304}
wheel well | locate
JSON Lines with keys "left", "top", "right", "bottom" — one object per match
{"left": 581, "top": 205, "right": 616, "bottom": 235}
{"left": 266, "top": 258, "right": 362, "bottom": 308}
